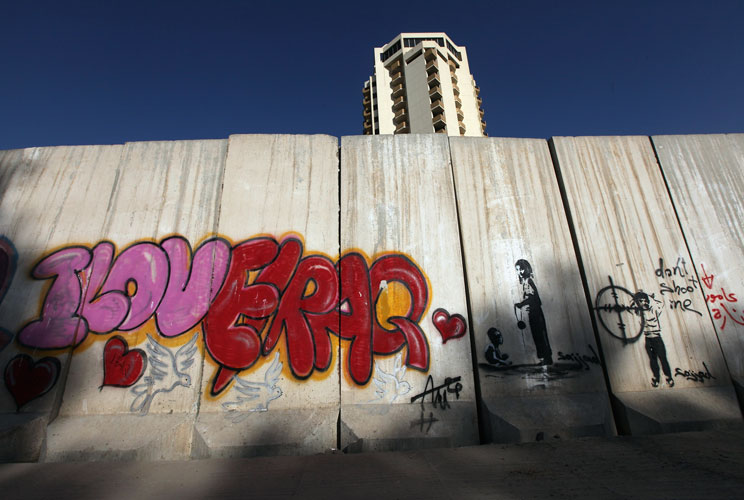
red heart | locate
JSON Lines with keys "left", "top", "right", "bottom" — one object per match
{"left": 102, "top": 336, "right": 147, "bottom": 387}
{"left": 4, "top": 354, "right": 61, "bottom": 410}
{"left": 432, "top": 308, "right": 467, "bottom": 344}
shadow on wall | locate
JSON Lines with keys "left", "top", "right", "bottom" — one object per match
{"left": 1, "top": 236, "right": 742, "bottom": 460}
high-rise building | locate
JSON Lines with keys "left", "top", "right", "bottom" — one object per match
{"left": 362, "top": 33, "right": 486, "bottom": 136}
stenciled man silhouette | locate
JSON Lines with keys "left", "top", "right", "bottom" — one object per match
{"left": 633, "top": 291, "right": 674, "bottom": 388}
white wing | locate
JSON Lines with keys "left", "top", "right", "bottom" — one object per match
{"left": 232, "top": 376, "right": 263, "bottom": 400}
{"left": 146, "top": 334, "right": 171, "bottom": 381}
{"left": 393, "top": 352, "right": 406, "bottom": 380}
{"left": 264, "top": 352, "right": 283, "bottom": 386}
{"left": 175, "top": 332, "right": 198, "bottom": 373}
{"left": 221, "top": 377, "right": 261, "bottom": 411}
{"left": 373, "top": 364, "right": 396, "bottom": 399}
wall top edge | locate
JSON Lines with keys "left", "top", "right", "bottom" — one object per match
{"left": 4, "top": 133, "right": 742, "bottom": 154}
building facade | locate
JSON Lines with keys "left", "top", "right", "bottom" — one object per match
{"left": 362, "top": 33, "right": 486, "bottom": 136}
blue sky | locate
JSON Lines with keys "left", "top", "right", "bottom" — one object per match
{"left": 1, "top": 0, "right": 742, "bottom": 149}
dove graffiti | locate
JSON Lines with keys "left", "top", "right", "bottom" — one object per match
{"left": 371, "top": 352, "right": 412, "bottom": 404}
{"left": 222, "top": 351, "right": 283, "bottom": 421}
{"left": 130, "top": 333, "right": 198, "bottom": 416}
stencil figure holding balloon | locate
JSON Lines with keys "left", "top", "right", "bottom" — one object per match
{"left": 514, "top": 259, "right": 553, "bottom": 366}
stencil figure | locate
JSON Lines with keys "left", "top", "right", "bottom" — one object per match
{"left": 484, "top": 327, "right": 511, "bottom": 366}
{"left": 633, "top": 291, "right": 674, "bottom": 388}
{"left": 130, "top": 333, "right": 197, "bottom": 415}
{"left": 515, "top": 259, "right": 553, "bottom": 365}
{"left": 222, "top": 351, "right": 283, "bottom": 417}
{"left": 371, "top": 352, "right": 412, "bottom": 403}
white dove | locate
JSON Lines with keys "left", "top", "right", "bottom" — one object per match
{"left": 130, "top": 332, "right": 197, "bottom": 416}
{"left": 222, "top": 351, "right": 283, "bottom": 421}
{"left": 371, "top": 352, "right": 412, "bottom": 404}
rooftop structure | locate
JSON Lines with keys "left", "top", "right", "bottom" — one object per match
{"left": 362, "top": 33, "right": 486, "bottom": 136}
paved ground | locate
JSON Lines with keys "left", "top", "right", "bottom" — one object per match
{"left": 2, "top": 426, "right": 744, "bottom": 499}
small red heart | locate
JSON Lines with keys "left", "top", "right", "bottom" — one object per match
{"left": 432, "top": 308, "right": 467, "bottom": 344}
{"left": 102, "top": 336, "right": 147, "bottom": 387}
{"left": 4, "top": 354, "right": 61, "bottom": 410}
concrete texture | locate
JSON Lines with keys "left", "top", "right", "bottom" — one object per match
{"left": 652, "top": 134, "right": 744, "bottom": 398}
{"left": 43, "top": 139, "right": 228, "bottom": 461}
{"left": 551, "top": 135, "right": 740, "bottom": 433}
{"left": 2, "top": 426, "right": 744, "bottom": 499}
{"left": 339, "top": 135, "right": 478, "bottom": 450}
{"left": 450, "top": 137, "right": 615, "bottom": 442}
{"left": 195, "top": 134, "right": 340, "bottom": 456}
{"left": 480, "top": 392, "right": 615, "bottom": 443}
{"left": 1, "top": 133, "right": 744, "bottom": 464}
{"left": 0, "top": 144, "right": 125, "bottom": 460}
{"left": 44, "top": 414, "right": 195, "bottom": 462}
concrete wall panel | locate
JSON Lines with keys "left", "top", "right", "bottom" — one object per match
{"left": 339, "top": 135, "right": 478, "bottom": 451}
{"left": 450, "top": 137, "right": 614, "bottom": 442}
{"left": 194, "top": 134, "right": 340, "bottom": 457}
{"left": 551, "top": 136, "right": 740, "bottom": 433}
{"left": 43, "top": 139, "right": 227, "bottom": 461}
{"left": 0, "top": 145, "right": 124, "bottom": 460}
{"left": 653, "top": 134, "right": 744, "bottom": 398}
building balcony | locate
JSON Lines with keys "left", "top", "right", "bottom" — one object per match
{"left": 430, "top": 99, "right": 444, "bottom": 114}
{"left": 429, "top": 85, "right": 442, "bottom": 100}
{"left": 426, "top": 59, "right": 437, "bottom": 74}
{"left": 363, "top": 86, "right": 370, "bottom": 95}
{"left": 454, "top": 95, "right": 462, "bottom": 107}
{"left": 475, "top": 85, "right": 480, "bottom": 96}
{"left": 390, "top": 72, "right": 403, "bottom": 86}
{"left": 479, "top": 108, "right": 485, "bottom": 117}
{"left": 433, "top": 114, "right": 447, "bottom": 131}
{"left": 459, "top": 123, "right": 466, "bottom": 135}
{"left": 435, "top": 127, "right": 447, "bottom": 134}
{"left": 363, "top": 96, "right": 371, "bottom": 105}
{"left": 452, "top": 85, "right": 460, "bottom": 96}
{"left": 395, "top": 121, "right": 409, "bottom": 134}
{"left": 457, "top": 109, "right": 464, "bottom": 121}
{"left": 427, "top": 73, "right": 440, "bottom": 87}
{"left": 363, "top": 108, "right": 371, "bottom": 117}
{"left": 391, "top": 84, "right": 405, "bottom": 98}
{"left": 393, "top": 108, "right": 407, "bottom": 124}
{"left": 424, "top": 48, "right": 437, "bottom": 62}
{"left": 477, "top": 96, "right": 482, "bottom": 106}
{"left": 450, "top": 73, "right": 458, "bottom": 84}
{"left": 388, "top": 59, "right": 402, "bottom": 71}
{"left": 392, "top": 95, "right": 406, "bottom": 110}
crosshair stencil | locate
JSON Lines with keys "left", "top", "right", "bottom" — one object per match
{"left": 594, "top": 276, "right": 644, "bottom": 343}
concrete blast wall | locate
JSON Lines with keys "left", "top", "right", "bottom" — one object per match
{"left": 0, "top": 134, "right": 741, "bottom": 462}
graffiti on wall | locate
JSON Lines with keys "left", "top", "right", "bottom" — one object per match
{"left": 594, "top": 271, "right": 715, "bottom": 388}
{"left": 370, "top": 352, "right": 411, "bottom": 404}
{"left": 222, "top": 351, "right": 284, "bottom": 422}
{"left": 0, "top": 237, "right": 17, "bottom": 352}
{"left": 655, "top": 258, "right": 702, "bottom": 316}
{"left": 0, "top": 234, "right": 469, "bottom": 410}
{"left": 479, "top": 259, "right": 601, "bottom": 382}
{"left": 409, "top": 373, "right": 463, "bottom": 433}
{"left": 699, "top": 264, "right": 743, "bottom": 331}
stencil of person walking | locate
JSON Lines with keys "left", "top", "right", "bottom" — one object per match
{"left": 514, "top": 259, "right": 553, "bottom": 365}
{"left": 633, "top": 291, "right": 674, "bottom": 388}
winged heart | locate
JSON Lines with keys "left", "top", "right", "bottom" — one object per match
{"left": 432, "top": 308, "right": 467, "bottom": 344}
{"left": 102, "top": 336, "right": 147, "bottom": 387}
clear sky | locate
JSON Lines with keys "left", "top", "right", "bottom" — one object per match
{"left": 2, "top": 0, "right": 742, "bottom": 150}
